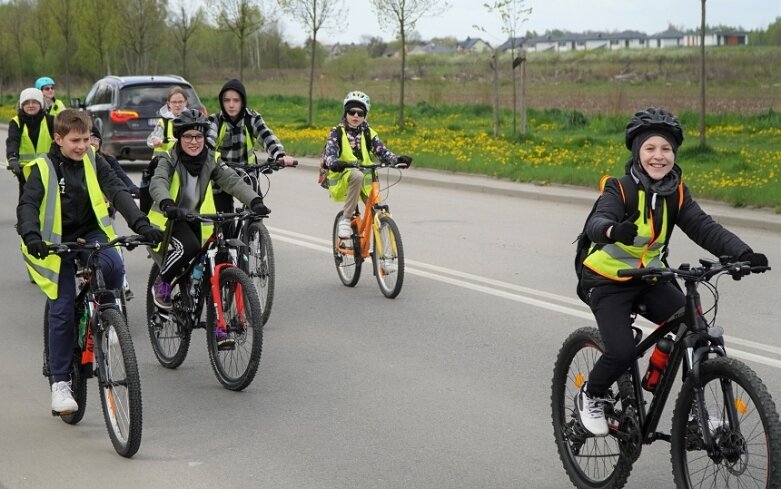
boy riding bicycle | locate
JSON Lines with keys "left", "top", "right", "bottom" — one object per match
{"left": 575, "top": 107, "right": 769, "bottom": 437}
{"left": 323, "top": 90, "right": 412, "bottom": 240}
{"left": 17, "top": 110, "right": 163, "bottom": 415}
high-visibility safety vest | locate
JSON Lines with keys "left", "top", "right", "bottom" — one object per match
{"left": 583, "top": 185, "right": 683, "bottom": 281}
{"left": 11, "top": 116, "right": 53, "bottom": 168}
{"left": 148, "top": 169, "right": 216, "bottom": 252}
{"left": 47, "top": 98, "right": 66, "bottom": 117}
{"left": 326, "top": 126, "right": 377, "bottom": 202}
{"left": 153, "top": 118, "right": 176, "bottom": 154}
{"left": 21, "top": 149, "right": 116, "bottom": 300}
{"left": 215, "top": 120, "right": 256, "bottom": 165}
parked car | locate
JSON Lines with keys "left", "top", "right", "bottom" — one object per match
{"left": 75, "top": 75, "right": 206, "bottom": 161}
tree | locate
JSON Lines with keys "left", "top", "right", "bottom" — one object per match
{"left": 119, "top": 0, "right": 168, "bottom": 74}
{"left": 365, "top": 35, "right": 388, "bottom": 58}
{"left": 484, "top": 0, "right": 531, "bottom": 135}
{"left": 370, "top": 0, "right": 449, "bottom": 127}
{"left": 278, "top": 0, "right": 344, "bottom": 127}
{"left": 49, "top": 0, "right": 78, "bottom": 96}
{"left": 79, "top": 0, "right": 121, "bottom": 77}
{"left": 29, "top": 0, "right": 52, "bottom": 72}
{"left": 213, "top": 0, "right": 264, "bottom": 81}
{"left": 171, "top": 0, "right": 205, "bottom": 79}
{"left": 699, "top": 0, "right": 706, "bottom": 148}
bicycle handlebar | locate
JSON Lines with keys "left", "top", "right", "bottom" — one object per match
{"left": 335, "top": 161, "right": 409, "bottom": 170}
{"left": 182, "top": 209, "right": 255, "bottom": 223}
{"left": 229, "top": 158, "right": 299, "bottom": 174}
{"left": 617, "top": 258, "right": 771, "bottom": 282}
{"left": 47, "top": 235, "right": 155, "bottom": 254}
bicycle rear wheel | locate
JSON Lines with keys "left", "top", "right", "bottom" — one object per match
{"left": 671, "top": 357, "right": 781, "bottom": 489}
{"left": 206, "top": 267, "right": 263, "bottom": 391}
{"left": 333, "top": 211, "right": 361, "bottom": 287}
{"left": 551, "top": 327, "right": 637, "bottom": 489}
{"left": 372, "top": 214, "right": 404, "bottom": 298}
{"left": 95, "top": 307, "right": 142, "bottom": 458}
{"left": 243, "top": 221, "right": 275, "bottom": 325}
{"left": 146, "top": 264, "right": 191, "bottom": 368}
{"left": 44, "top": 302, "right": 88, "bottom": 425}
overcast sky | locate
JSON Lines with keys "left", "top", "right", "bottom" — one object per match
{"left": 276, "top": 0, "right": 780, "bottom": 46}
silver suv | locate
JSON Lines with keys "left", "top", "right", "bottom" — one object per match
{"left": 78, "top": 75, "right": 205, "bottom": 161}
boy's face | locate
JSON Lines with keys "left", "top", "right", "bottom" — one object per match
{"left": 639, "top": 135, "right": 675, "bottom": 181}
{"left": 21, "top": 100, "right": 42, "bottom": 116}
{"left": 55, "top": 130, "right": 91, "bottom": 161}
{"left": 221, "top": 90, "right": 243, "bottom": 118}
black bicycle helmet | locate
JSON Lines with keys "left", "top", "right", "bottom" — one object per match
{"left": 173, "top": 108, "right": 210, "bottom": 138}
{"left": 624, "top": 107, "right": 684, "bottom": 150}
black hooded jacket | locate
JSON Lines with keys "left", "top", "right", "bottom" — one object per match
{"left": 5, "top": 110, "right": 55, "bottom": 163}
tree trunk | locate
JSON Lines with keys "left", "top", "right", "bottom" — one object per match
{"left": 699, "top": 0, "right": 707, "bottom": 147}
{"left": 308, "top": 33, "right": 316, "bottom": 127}
{"left": 521, "top": 54, "right": 527, "bottom": 135}
{"left": 398, "top": 25, "right": 406, "bottom": 128}
{"left": 511, "top": 46, "right": 517, "bottom": 135}
{"left": 492, "top": 50, "right": 499, "bottom": 137}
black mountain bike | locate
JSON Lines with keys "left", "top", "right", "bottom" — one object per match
{"left": 551, "top": 257, "right": 780, "bottom": 489}
{"left": 42, "top": 235, "right": 148, "bottom": 458}
{"left": 145, "top": 211, "right": 263, "bottom": 391}
{"left": 229, "top": 157, "right": 297, "bottom": 326}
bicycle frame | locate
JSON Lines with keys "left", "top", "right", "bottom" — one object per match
{"left": 339, "top": 166, "right": 391, "bottom": 261}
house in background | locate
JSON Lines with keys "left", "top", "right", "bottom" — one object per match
{"left": 456, "top": 37, "right": 492, "bottom": 54}
{"left": 684, "top": 30, "right": 749, "bottom": 46}
{"left": 649, "top": 28, "right": 686, "bottom": 48}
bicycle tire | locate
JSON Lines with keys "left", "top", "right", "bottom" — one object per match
{"left": 205, "top": 267, "right": 263, "bottom": 391}
{"left": 333, "top": 211, "right": 361, "bottom": 287}
{"left": 243, "top": 221, "right": 275, "bottom": 325}
{"left": 44, "top": 301, "right": 88, "bottom": 425}
{"left": 95, "top": 307, "right": 143, "bottom": 458}
{"left": 372, "top": 214, "right": 404, "bottom": 299}
{"left": 551, "top": 327, "right": 637, "bottom": 489}
{"left": 671, "top": 357, "right": 781, "bottom": 489}
{"left": 145, "top": 264, "right": 191, "bottom": 368}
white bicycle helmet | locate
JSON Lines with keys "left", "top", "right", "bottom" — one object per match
{"left": 343, "top": 91, "right": 371, "bottom": 113}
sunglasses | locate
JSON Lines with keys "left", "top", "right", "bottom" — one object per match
{"left": 347, "top": 109, "right": 365, "bottom": 117}
{"left": 42, "top": 86, "right": 55, "bottom": 91}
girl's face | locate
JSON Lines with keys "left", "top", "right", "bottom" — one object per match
{"left": 345, "top": 107, "right": 366, "bottom": 128}
{"left": 639, "top": 135, "right": 675, "bottom": 181}
{"left": 22, "top": 100, "right": 42, "bottom": 116}
{"left": 180, "top": 130, "right": 205, "bottom": 157}
{"left": 168, "top": 94, "right": 187, "bottom": 116}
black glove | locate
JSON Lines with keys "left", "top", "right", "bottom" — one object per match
{"left": 136, "top": 224, "right": 164, "bottom": 245}
{"left": 329, "top": 160, "right": 346, "bottom": 172}
{"left": 160, "top": 200, "right": 187, "bottom": 220}
{"left": 8, "top": 158, "right": 21, "bottom": 175}
{"left": 395, "top": 155, "right": 413, "bottom": 168}
{"left": 610, "top": 210, "right": 640, "bottom": 246}
{"left": 26, "top": 239, "right": 49, "bottom": 259}
{"left": 250, "top": 198, "right": 271, "bottom": 216}
{"left": 739, "top": 252, "right": 769, "bottom": 268}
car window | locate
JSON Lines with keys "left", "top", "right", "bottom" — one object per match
{"left": 119, "top": 84, "right": 200, "bottom": 109}
{"left": 94, "top": 84, "right": 113, "bottom": 105}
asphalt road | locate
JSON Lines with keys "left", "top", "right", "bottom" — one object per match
{"left": 1, "top": 131, "right": 779, "bottom": 488}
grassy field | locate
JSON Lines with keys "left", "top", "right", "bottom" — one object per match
{"left": 2, "top": 47, "right": 779, "bottom": 211}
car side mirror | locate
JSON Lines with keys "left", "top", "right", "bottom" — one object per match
{"left": 70, "top": 97, "right": 84, "bottom": 109}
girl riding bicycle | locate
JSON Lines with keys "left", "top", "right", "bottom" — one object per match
{"left": 323, "top": 90, "right": 412, "bottom": 239}
{"left": 147, "top": 109, "right": 269, "bottom": 310}
{"left": 575, "top": 107, "right": 769, "bottom": 437}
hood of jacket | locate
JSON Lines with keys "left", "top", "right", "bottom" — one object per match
{"left": 218, "top": 79, "right": 247, "bottom": 117}
{"left": 157, "top": 104, "right": 176, "bottom": 119}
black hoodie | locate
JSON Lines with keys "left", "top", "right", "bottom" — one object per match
{"left": 218, "top": 79, "right": 247, "bottom": 122}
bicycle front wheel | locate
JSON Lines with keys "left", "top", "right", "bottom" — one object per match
{"left": 671, "top": 357, "right": 781, "bottom": 489}
{"left": 372, "top": 214, "right": 404, "bottom": 299}
{"left": 333, "top": 211, "right": 361, "bottom": 287}
{"left": 206, "top": 267, "right": 263, "bottom": 391}
{"left": 96, "top": 308, "right": 142, "bottom": 458}
{"left": 243, "top": 221, "right": 275, "bottom": 325}
{"left": 146, "top": 264, "right": 191, "bottom": 368}
{"left": 551, "top": 327, "right": 637, "bottom": 489}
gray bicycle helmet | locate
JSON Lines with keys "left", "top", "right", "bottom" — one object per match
{"left": 625, "top": 107, "right": 684, "bottom": 150}
{"left": 173, "top": 108, "right": 210, "bottom": 138}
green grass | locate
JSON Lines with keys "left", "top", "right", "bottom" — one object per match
{"left": 3, "top": 94, "right": 779, "bottom": 212}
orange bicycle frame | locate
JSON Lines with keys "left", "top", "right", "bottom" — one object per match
{"left": 209, "top": 262, "right": 246, "bottom": 333}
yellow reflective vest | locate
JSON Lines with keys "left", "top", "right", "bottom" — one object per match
{"left": 47, "top": 98, "right": 66, "bottom": 117}
{"left": 148, "top": 170, "right": 217, "bottom": 252}
{"left": 21, "top": 149, "right": 116, "bottom": 299}
{"left": 11, "top": 115, "right": 53, "bottom": 168}
{"left": 153, "top": 118, "right": 176, "bottom": 155}
{"left": 326, "top": 126, "right": 377, "bottom": 202}
{"left": 584, "top": 185, "right": 683, "bottom": 281}
{"left": 215, "top": 121, "right": 256, "bottom": 165}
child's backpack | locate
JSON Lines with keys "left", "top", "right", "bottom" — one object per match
{"left": 574, "top": 174, "right": 682, "bottom": 304}
{"left": 317, "top": 125, "right": 373, "bottom": 189}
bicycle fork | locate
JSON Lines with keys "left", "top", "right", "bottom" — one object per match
{"left": 209, "top": 263, "right": 247, "bottom": 333}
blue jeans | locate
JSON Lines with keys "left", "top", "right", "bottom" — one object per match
{"left": 48, "top": 230, "right": 124, "bottom": 382}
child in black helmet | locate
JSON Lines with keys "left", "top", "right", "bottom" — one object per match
{"left": 574, "top": 107, "right": 769, "bottom": 437}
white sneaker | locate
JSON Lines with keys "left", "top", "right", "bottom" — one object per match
{"left": 51, "top": 381, "right": 78, "bottom": 414}
{"left": 108, "top": 328, "right": 119, "bottom": 347}
{"left": 575, "top": 384, "right": 609, "bottom": 436}
{"left": 382, "top": 260, "right": 396, "bottom": 274}
{"left": 338, "top": 219, "right": 352, "bottom": 239}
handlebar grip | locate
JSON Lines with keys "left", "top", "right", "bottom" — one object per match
{"left": 617, "top": 268, "right": 648, "bottom": 278}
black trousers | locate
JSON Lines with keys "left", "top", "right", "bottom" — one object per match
{"left": 586, "top": 281, "right": 685, "bottom": 395}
